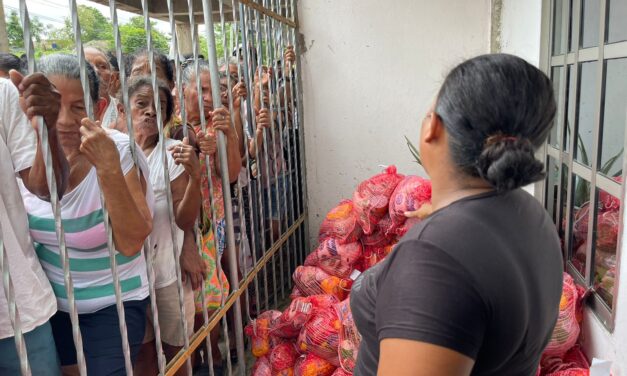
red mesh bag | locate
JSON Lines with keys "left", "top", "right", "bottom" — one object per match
{"left": 252, "top": 356, "right": 273, "bottom": 376}
{"left": 543, "top": 273, "right": 582, "bottom": 358}
{"left": 388, "top": 176, "right": 432, "bottom": 227}
{"left": 361, "top": 214, "right": 395, "bottom": 248}
{"left": 245, "top": 310, "right": 282, "bottom": 357}
{"left": 293, "top": 266, "right": 351, "bottom": 300}
{"left": 304, "top": 239, "right": 363, "bottom": 278}
{"left": 334, "top": 298, "right": 361, "bottom": 373}
{"left": 360, "top": 244, "right": 395, "bottom": 270}
{"left": 353, "top": 166, "right": 404, "bottom": 235}
{"left": 270, "top": 342, "right": 299, "bottom": 372}
{"left": 394, "top": 216, "right": 423, "bottom": 238}
{"left": 274, "top": 368, "right": 294, "bottom": 376}
{"left": 271, "top": 297, "right": 315, "bottom": 338}
{"left": 290, "top": 286, "right": 304, "bottom": 300}
{"left": 596, "top": 211, "right": 619, "bottom": 253}
{"left": 599, "top": 176, "right": 622, "bottom": 212}
{"left": 331, "top": 368, "right": 353, "bottom": 376}
{"left": 297, "top": 308, "right": 341, "bottom": 365}
{"left": 571, "top": 204, "right": 590, "bottom": 249}
{"left": 294, "top": 353, "right": 336, "bottom": 376}
{"left": 308, "top": 294, "right": 340, "bottom": 311}
{"left": 319, "top": 200, "right": 363, "bottom": 244}
{"left": 545, "top": 370, "right": 589, "bottom": 376}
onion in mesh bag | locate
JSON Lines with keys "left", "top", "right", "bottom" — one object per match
{"left": 319, "top": 200, "right": 363, "bottom": 244}
{"left": 293, "top": 266, "right": 351, "bottom": 300}
{"left": 353, "top": 166, "right": 404, "bottom": 235}
{"left": 297, "top": 308, "right": 341, "bottom": 366}
{"left": 542, "top": 273, "right": 582, "bottom": 358}
{"left": 294, "top": 353, "right": 337, "bottom": 376}
{"left": 304, "top": 239, "right": 363, "bottom": 278}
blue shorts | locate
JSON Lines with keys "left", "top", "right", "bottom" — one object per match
{"left": 0, "top": 321, "right": 61, "bottom": 376}
{"left": 263, "top": 174, "right": 290, "bottom": 221}
{"left": 50, "top": 298, "right": 148, "bottom": 376}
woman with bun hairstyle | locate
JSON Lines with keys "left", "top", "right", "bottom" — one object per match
{"left": 351, "top": 54, "right": 563, "bottom": 376}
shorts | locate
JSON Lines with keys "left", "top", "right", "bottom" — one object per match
{"left": 50, "top": 298, "right": 149, "bottom": 376}
{"left": 263, "top": 174, "right": 290, "bottom": 221}
{"left": 144, "top": 281, "right": 195, "bottom": 347}
{"left": 0, "top": 321, "right": 61, "bottom": 376}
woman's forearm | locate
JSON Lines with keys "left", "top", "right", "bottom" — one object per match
{"left": 98, "top": 166, "right": 152, "bottom": 256}
{"left": 25, "top": 128, "right": 69, "bottom": 200}
{"left": 174, "top": 176, "right": 201, "bottom": 231}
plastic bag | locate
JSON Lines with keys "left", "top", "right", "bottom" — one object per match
{"left": 297, "top": 308, "right": 341, "bottom": 365}
{"left": 304, "top": 239, "right": 363, "bottom": 278}
{"left": 319, "top": 200, "right": 363, "bottom": 244}
{"left": 246, "top": 310, "right": 282, "bottom": 357}
{"left": 293, "top": 266, "right": 351, "bottom": 300}
{"left": 308, "top": 294, "right": 340, "bottom": 312}
{"left": 271, "top": 297, "right": 315, "bottom": 338}
{"left": 598, "top": 176, "right": 622, "bottom": 212}
{"left": 388, "top": 176, "right": 432, "bottom": 227}
{"left": 294, "top": 353, "right": 336, "bottom": 376}
{"left": 353, "top": 166, "right": 404, "bottom": 235}
{"left": 331, "top": 368, "right": 353, "bottom": 376}
{"left": 252, "top": 356, "right": 272, "bottom": 376}
{"left": 360, "top": 244, "right": 394, "bottom": 270}
{"left": 335, "top": 298, "right": 361, "bottom": 373}
{"left": 270, "top": 342, "right": 299, "bottom": 372}
{"left": 596, "top": 211, "right": 619, "bottom": 253}
{"left": 290, "top": 286, "right": 305, "bottom": 300}
{"left": 543, "top": 273, "right": 582, "bottom": 358}
{"left": 361, "top": 214, "right": 395, "bottom": 248}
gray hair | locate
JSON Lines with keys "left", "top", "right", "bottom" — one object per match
{"left": 181, "top": 60, "right": 211, "bottom": 87}
{"left": 39, "top": 54, "right": 100, "bottom": 103}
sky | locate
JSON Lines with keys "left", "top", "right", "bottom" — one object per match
{"left": 3, "top": 0, "right": 174, "bottom": 34}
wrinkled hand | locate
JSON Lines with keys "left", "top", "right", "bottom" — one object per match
{"left": 210, "top": 107, "right": 233, "bottom": 137}
{"left": 232, "top": 81, "right": 247, "bottom": 110}
{"left": 10, "top": 70, "right": 61, "bottom": 132}
{"left": 197, "top": 129, "right": 217, "bottom": 156}
{"left": 79, "top": 118, "right": 120, "bottom": 173}
{"left": 284, "top": 46, "right": 296, "bottom": 65}
{"left": 255, "top": 108, "right": 271, "bottom": 134}
{"left": 168, "top": 137, "right": 200, "bottom": 181}
{"left": 180, "top": 240, "right": 207, "bottom": 291}
{"left": 404, "top": 202, "right": 433, "bottom": 219}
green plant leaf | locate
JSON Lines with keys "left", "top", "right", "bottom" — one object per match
{"left": 405, "top": 136, "right": 422, "bottom": 165}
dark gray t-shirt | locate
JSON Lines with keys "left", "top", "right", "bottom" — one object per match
{"left": 350, "top": 189, "right": 563, "bottom": 376}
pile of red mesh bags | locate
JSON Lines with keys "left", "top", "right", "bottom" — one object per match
{"left": 248, "top": 166, "right": 433, "bottom": 375}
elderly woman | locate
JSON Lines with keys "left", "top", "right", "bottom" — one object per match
{"left": 351, "top": 54, "right": 563, "bottom": 376}
{"left": 19, "top": 54, "right": 154, "bottom": 376}
{"left": 85, "top": 47, "right": 119, "bottom": 128}
{"left": 110, "top": 75, "right": 203, "bottom": 376}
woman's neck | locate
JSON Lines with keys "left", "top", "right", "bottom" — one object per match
{"left": 430, "top": 169, "right": 493, "bottom": 211}
{"left": 135, "top": 133, "right": 159, "bottom": 153}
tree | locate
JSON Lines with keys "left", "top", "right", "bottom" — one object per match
{"left": 117, "top": 16, "right": 170, "bottom": 54}
{"left": 58, "top": 5, "right": 113, "bottom": 44}
{"left": 6, "top": 10, "right": 45, "bottom": 50}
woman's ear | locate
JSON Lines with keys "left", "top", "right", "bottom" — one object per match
{"left": 95, "top": 97, "right": 109, "bottom": 122}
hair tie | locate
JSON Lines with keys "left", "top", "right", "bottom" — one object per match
{"left": 485, "top": 134, "right": 521, "bottom": 147}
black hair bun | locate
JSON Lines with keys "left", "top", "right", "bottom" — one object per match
{"left": 476, "top": 137, "right": 545, "bottom": 191}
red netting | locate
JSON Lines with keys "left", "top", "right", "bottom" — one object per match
{"left": 245, "top": 310, "right": 282, "bottom": 358}
{"left": 274, "top": 368, "right": 295, "bottom": 376}
{"left": 361, "top": 214, "right": 395, "bottom": 248}
{"left": 297, "top": 308, "right": 341, "bottom": 366}
{"left": 598, "top": 176, "right": 622, "bottom": 212}
{"left": 543, "top": 273, "right": 581, "bottom": 358}
{"left": 293, "top": 266, "right": 352, "bottom": 300}
{"left": 319, "top": 200, "right": 363, "bottom": 245}
{"left": 334, "top": 298, "right": 360, "bottom": 373}
{"left": 252, "top": 356, "right": 272, "bottom": 376}
{"left": 331, "top": 368, "right": 353, "bottom": 376}
{"left": 304, "top": 239, "right": 363, "bottom": 278}
{"left": 353, "top": 166, "right": 404, "bottom": 235}
{"left": 294, "top": 353, "right": 337, "bottom": 376}
{"left": 596, "top": 211, "right": 619, "bottom": 253}
{"left": 271, "top": 297, "right": 315, "bottom": 339}
{"left": 394, "top": 216, "right": 423, "bottom": 238}
{"left": 270, "top": 342, "right": 299, "bottom": 372}
{"left": 388, "top": 176, "right": 432, "bottom": 227}
{"left": 360, "top": 244, "right": 395, "bottom": 270}
{"left": 290, "top": 286, "right": 305, "bottom": 300}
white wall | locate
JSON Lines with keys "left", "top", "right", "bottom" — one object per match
{"left": 499, "top": 1, "right": 627, "bottom": 374}
{"left": 298, "top": 0, "right": 491, "bottom": 241}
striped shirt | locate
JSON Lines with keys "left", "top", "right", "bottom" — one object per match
{"left": 20, "top": 131, "right": 153, "bottom": 314}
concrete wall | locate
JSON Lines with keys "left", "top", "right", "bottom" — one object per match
{"left": 298, "top": 0, "right": 491, "bottom": 241}
{"left": 498, "top": 1, "right": 627, "bottom": 374}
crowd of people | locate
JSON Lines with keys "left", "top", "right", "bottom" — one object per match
{"left": 0, "top": 42, "right": 298, "bottom": 376}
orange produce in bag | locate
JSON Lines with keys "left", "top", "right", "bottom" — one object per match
{"left": 319, "top": 200, "right": 363, "bottom": 244}
{"left": 294, "top": 353, "right": 336, "bottom": 376}
{"left": 334, "top": 298, "right": 361, "bottom": 373}
{"left": 293, "top": 266, "right": 351, "bottom": 300}
{"left": 331, "top": 368, "right": 353, "bottom": 376}
{"left": 388, "top": 176, "right": 432, "bottom": 227}
{"left": 542, "top": 273, "right": 582, "bottom": 358}
{"left": 353, "top": 166, "right": 404, "bottom": 235}
{"left": 270, "top": 342, "right": 299, "bottom": 372}
{"left": 246, "top": 310, "right": 282, "bottom": 358}
{"left": 297, "top": 309, "right": 342, "bottom": 366}
{"left": 252, "top": 356, "right": 273, "bottom": 376}
{"left": 304, "top": 239, "right": 363, "bottom": 278}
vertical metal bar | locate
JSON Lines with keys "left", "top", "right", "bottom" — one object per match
{"left": 240, "top": 3, "right": 270, "bottom": 311}
{"left": 289, "top": 0, "right": 311, "bottom": 264}
{"left": 183, "top": 1, "right": 219, "bottom": 375}
{"left": 67, "top": 0, "right": 135, "bottom": 373}
{"left": 0, "top": 222, "right": 30, "bottom": 376}
{"left": 17, "top": 2, "right": 87, "bottom": 375}
{"left": 139, "top": 2, "right": 194, "bottom": 375}
{"left": 200, "top": 1, "right": 246, "bottom": 374}
{"left": 108, "top": 1, "right": 168, "bottom": 373}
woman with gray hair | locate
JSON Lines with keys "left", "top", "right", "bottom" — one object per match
{"left": 19, "top": 54, "right": 154, "bottom": 375}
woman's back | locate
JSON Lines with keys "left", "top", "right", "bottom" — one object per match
{"left": 352, "top": 189, "right": 563, "bottom": 375}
